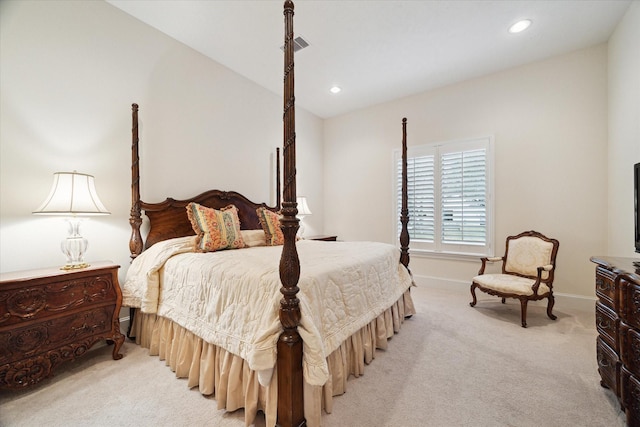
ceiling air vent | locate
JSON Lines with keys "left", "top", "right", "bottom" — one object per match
{"left": 280, "top": 36, "right": 309, "bottom": 53}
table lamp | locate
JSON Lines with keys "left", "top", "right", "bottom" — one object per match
{"left": 33, "top": 171, "right": 110, "bottom": 270}
{"left": 296, "top": 196, "right": 312, "bottom": 238}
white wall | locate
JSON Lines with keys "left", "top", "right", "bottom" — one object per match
{"left": 608, "top": 1, "right": 640, "bottom": 257}
{"left": 2, "top": 0, "right": 636, "bottom": 302}
{"left": 324, "top": 44, "right": 609, "bottom": 298}
{"left": 0, "top": 0, "right": 325, "bottom": 280}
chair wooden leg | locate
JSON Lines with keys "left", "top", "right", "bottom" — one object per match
{"left": 546, "top": 294, "right": 557, "bottom": 320}
{"left": 470, "top": 284, "right": 478, "bottom": 307}
{"left": 519, "top": 298, "right": 528, "bottom": 328}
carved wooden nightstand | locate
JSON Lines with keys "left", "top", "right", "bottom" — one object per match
{"left": 0, "top": 261, "right": 124, "bottom": 389}
{"left": 307, "top": 235, "right": 338, "bottom": 241}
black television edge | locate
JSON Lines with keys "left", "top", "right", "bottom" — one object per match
{"left": 635, "top": 162, "right": 640, "bottom": 254}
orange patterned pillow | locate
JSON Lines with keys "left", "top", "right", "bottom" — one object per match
{"left": 256, "top": 207, "right": 285, "bottom": 246}
{"left": 186, "top": 203, "right": 246, "bottom": 252}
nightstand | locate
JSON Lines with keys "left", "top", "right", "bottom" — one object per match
{"left": 0, "top": 261, "right": 124, "bottom": 389}
{"left": 307, "top": 235, "right": 338, "bottom": 241}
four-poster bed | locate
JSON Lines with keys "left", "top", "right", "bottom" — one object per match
{"left": 123, "top": 2, "right": 414, "bottom": 427}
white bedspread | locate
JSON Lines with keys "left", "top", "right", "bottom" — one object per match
{"left": 123, "top": 238, "right": 413, "bottom": 386}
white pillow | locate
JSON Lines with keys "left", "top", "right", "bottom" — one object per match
{"left": 241, "top": 229, "right": 267, "bottom": 247}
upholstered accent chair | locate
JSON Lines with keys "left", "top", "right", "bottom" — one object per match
{"left": 469, "top": 230, "right": 560, "bottom": 328}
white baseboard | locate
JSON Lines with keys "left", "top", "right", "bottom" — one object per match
{"left": 412, "top": 273, "right": 596, "bottom": 313}
{"left": 552, "top": 292, "right": 597, "bottom": 313}
{"left": 119, "top": 315, "right": 131, "bottom": 336}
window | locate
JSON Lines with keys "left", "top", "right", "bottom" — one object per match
{"left": 394, "top": 136, "right": 494, "bottom": 257}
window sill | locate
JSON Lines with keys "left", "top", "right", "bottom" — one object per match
{"left": 406, "top": 248, "right": 488, "bottom": 262}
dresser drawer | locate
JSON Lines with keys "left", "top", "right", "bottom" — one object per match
{"left": 620, "top": 322, "right": 640, "bottom": 379}
{"left": 597, "top": 336, "right": 621, "bottom": 397}
{"left": 621, "top": 367, "right": 640, "bottom": 426}
{"left": 596, "top": 266, "right": 618, "bottom": 310}
{"left": 596, "top": 301, "right": 619, "bottom": 351}
{"left": 0, "top": 272, "right": 118, "bottom": 327}
{"left": 0, "top": 304, "right": 116, "bottom": 365}
{"left": 620, "top": 277, "right": 640, "bottom": 330}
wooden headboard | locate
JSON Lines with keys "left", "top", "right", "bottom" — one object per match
{"left": 128, "top": 104, "right": 280, "bottom": 258}
{"left": 141, "top": 190, "right": 277, "bottom": 249}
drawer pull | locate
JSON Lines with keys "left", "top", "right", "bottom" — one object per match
{"left": 0, "top": 313, "right": 10, "bottom": 324}
{"left": 597, "top": 318, "right": 611, "bottom": 330}
{"left": 596, "top": 278, "right": 610, "bottom": 292}
{"left": 598, "top": 356, "right": 610, "bottom": 369}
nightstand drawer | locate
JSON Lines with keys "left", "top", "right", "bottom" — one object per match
{"left": 0, "top": 304, "right": 116, "bottom": 364}
{"left": 0, "top": 272, "right": 118, "bottom": 327}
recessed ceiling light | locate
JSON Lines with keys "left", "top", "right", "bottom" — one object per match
{"left": 508, "top": 19, "right": 532, "bottom": 34}
{"left": 330, "top": 86, "right": 341, "bottom": 94}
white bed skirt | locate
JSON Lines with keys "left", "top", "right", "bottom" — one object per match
{"left": 130, "top": 289, "right": 415, "bottom": 427}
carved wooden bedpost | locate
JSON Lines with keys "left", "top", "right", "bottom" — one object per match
{"left": 277, "top": 2, "right": 306, "bottom": 427}
{"left": 276, "top": 147, "right": 282, "bottom": 210}
{"left": 129, "top": 103, "right": 143, "bottom": 260}
{"left": 127, "top": 103, "right": 143, "bottom": 339}
{"left": 399, "top": 118, "right": 410, "bottom": 269}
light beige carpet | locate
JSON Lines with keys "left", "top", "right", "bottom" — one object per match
{"left": 0, "top": 285, "right": 627, "bottom": 426}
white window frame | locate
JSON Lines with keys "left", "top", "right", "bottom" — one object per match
{"left": 393, "top": 135, "right": 495, "bottom": 259}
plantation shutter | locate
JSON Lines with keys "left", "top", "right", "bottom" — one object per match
{"left": 395, "top": 135, "right": 492, "bottom": 256}
{"left": 440, "top": 148, "right": 487, "bottom": 244}
{"left": 398, "top": 154, "right": 435, "bottom": 241}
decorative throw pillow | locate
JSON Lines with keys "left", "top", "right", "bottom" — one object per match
{"left": 186, "top": 202, "right": 246, "bottom": 252}
{"left": 256, "top": 207, "right": 285, "bottom": 246}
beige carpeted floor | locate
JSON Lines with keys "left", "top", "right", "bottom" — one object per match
{"left": 0, "top": 285, "right": 627, "bottom": 427}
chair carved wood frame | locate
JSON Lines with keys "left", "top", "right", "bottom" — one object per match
{"left": 469, "top": 230, "right": 560, "bottom": 328}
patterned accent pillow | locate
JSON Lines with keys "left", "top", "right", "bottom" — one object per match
{"left": 186, "top": 202, "right": 246, "bottom": 252}
{"left": 256, "top": 207, "right": 284, "bottom": 246}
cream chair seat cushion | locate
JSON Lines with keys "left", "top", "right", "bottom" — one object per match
{"left": 472, "top": 273, "right": 550, "bottom": 296}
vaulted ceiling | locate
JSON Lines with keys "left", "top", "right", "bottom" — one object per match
{"left": 107, "top": 0, "right": 632, "bottom": 118}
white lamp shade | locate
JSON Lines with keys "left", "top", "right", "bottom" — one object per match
{"left": 297, "top": 196, "right": 312, "bottom": 216}
{"left": 33, "top": 172, "right": 110, "bottom": 216}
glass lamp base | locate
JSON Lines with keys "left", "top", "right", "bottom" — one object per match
{"left": 60, "top": 218, "right": 90, "bottom": 270}
{"left": 60, "top": 262, "right": 90, "bottom": 271}
{"left": 298, "top": 217, "right": 307, "bottom": 239}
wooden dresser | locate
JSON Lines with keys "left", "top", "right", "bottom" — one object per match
{"left": 0, "top": 261, "right": 125, "bottom": 389}
{"left": 591, "top": 256, "right": 640, "bottom": 426}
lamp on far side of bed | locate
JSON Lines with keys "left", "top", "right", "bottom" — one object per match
{"left": 33, "top": 171, "right": 110, "bottom": 270}
{"left": 296, "top": 196, "right": 312, "bottom": 238}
